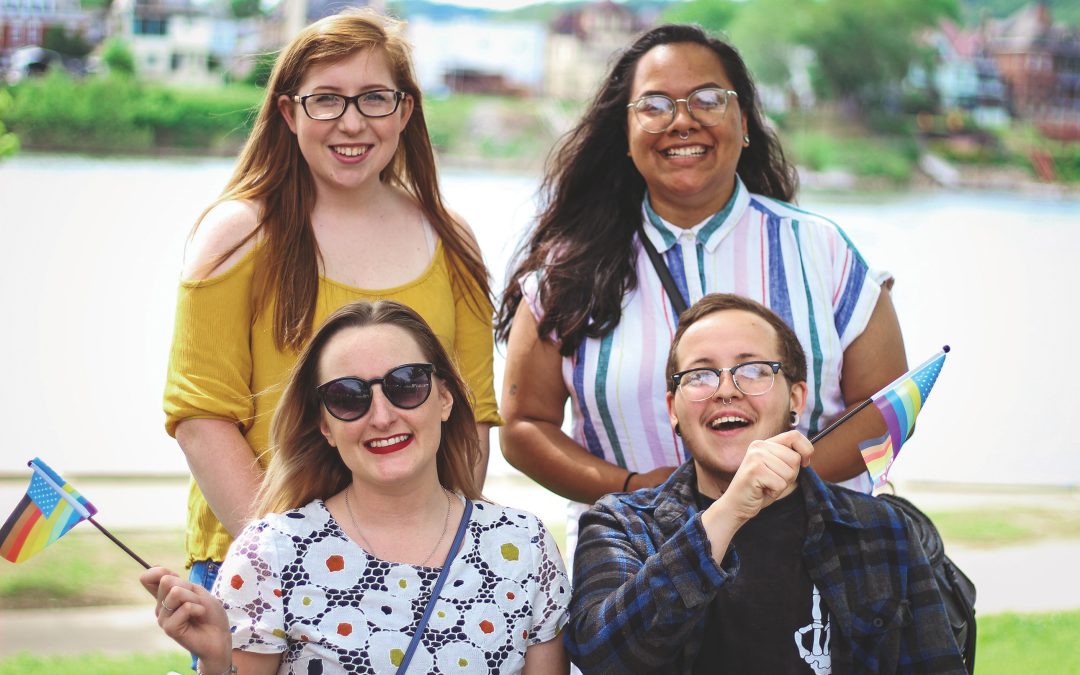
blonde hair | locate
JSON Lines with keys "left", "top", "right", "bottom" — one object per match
{"left": 257, "top": 300, "right": 484, "bottom": 515}
{"left": 202, "top": 8, "right": 491, "bottom": 352}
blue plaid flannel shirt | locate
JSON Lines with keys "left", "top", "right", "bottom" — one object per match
{"left": 566, "top": 461, "right": 966, "bottom": 674}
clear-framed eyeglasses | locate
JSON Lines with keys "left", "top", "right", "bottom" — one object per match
{"left": 292, "top": 89, "right": 407, "bottom": 121}
{"left": 671, "top": 361, "right": 783, "bottom": 401}
{"left": 626, "top": 87, "right": 738, "bottom": 134}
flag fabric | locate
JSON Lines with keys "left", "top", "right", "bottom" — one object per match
{"left": 860, "top": 347, "right": 949, "bottom": 487}
{"left": 0, "top": 458, "right": 97, "bottom": 563}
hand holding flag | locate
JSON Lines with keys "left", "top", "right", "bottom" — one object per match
{"left": 811, "top": 346, "right": 949, "bottom": 487}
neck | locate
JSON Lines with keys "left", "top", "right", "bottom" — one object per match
{"left": 314, "top": 175, "right": 391, "bottom": 215}
{"left": 348, "top": 470, "right": 447, "bottom": 528}
{"left": 693, "top": 462, "right": 733, "bottom": 501}
{"left": 648, "top": 178, "right": 736, "bottom": 230}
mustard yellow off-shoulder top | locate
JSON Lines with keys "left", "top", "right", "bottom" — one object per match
{"left": 163, "top": 241, "right": 500, "bottom": 566}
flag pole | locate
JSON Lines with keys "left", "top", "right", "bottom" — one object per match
{"left": 810, "top": 398, "right": 873, "bottom": 444}
{"left": 86, "top": 518, "right": 150, "bottom": 569}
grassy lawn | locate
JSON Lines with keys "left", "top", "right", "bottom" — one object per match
{"left": 975, "top": 610, "right": 1080, "bottom": 674}
{"left": 927, "top": 505, "right": 1080, "bottom": 548}
{"left": 0, "top": 651, "right": 190, "bottom": 675}
{"left": 0, "top": 528, "right": 185, "bottom": 609}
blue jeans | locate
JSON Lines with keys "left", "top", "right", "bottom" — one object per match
{"left": 188, "top": 560, "right": 221, "bottom": 670}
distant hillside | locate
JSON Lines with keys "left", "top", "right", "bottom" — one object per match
{"left": 961, "top": 0, "right": 1079, "bottom": 27}
{"left": 389, "top": 0, "right": 675, "bottom": 23}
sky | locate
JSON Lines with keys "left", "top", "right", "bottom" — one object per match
{"left": 425, "top": 0, "right": 580, "bottom": 9}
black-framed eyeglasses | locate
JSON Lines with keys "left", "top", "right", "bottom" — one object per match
{"left": 292, "top": 89, "right": 406, "bottom": 121}
{"left": 672, "top": 361, "right": 783, "bottom": 400}
{"left": 627, "top": 87, "right": 738, "bottom": 134}
{"left": 317, "top": 363, "right": 434, "bottom": 421}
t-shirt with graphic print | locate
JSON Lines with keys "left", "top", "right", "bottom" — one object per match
{"left": 693, "top": 485, "right": 846, "bottom": 675}
{"left": 213, "top": 497, "right": 571, "bottom": 674}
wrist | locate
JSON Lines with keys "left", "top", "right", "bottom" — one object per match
{"left": 197, "top": 657, "right": 236, "bottom": 675}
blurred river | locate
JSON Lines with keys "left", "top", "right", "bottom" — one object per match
{"left": 0, "top": 153, "right": 1077, "bottom": 486}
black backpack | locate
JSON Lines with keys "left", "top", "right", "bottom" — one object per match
{"left": 879, "top": 493, "right": 977, "bottom": 674}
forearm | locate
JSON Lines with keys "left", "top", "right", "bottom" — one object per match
{"left": 474, "top": 423, "right": 491, "bottom": 489}
{"left": 501, "top": 421, "right": 630, "bottom": 503}
{"left": 567, "top": 513, "right": 731, "bottom": 672}
{"left": 809, "top": 407, "right": 881, "bottom": 482}
{"left": 176, "top": 418, "right": 264, "bottom": 537}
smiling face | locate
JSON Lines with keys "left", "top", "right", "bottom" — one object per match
{"left": 277, "top": 48, "right": 413, "bottom": 196}
{"left": 317, "top": 324, "right": 452, "bottom": 490}
{"left": 666, "top": 309, "right": 806, "bottom": 496}
{"left": 627, "top": 42, "right": 748, "bottom": 226}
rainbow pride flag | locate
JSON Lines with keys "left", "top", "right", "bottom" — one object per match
{"left": 0, "top": 458, "right": 97, "bottom": 563}
{"left": 860, "top": 347, "right": 949, "bottom": 487}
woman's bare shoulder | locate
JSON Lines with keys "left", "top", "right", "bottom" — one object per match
{"left": 182, "top": 199, "right": 262, "bottom": 280}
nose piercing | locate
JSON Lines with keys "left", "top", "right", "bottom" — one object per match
{"left": 679, "top": 131, "right": 690, "bottom": 141}
{"left": 722, "top": 397, "right": 733, "bottom": 405}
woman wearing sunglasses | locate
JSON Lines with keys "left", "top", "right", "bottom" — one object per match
{"left": 163, "top": 9, "right": 499, "bottom": 599}
{"left": 145, "top": 301, "right": 570, "bottom": 674}
{"left": 496, "top": 24, "right": 907, "bottom": 551}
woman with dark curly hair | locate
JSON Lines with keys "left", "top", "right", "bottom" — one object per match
{"left": 496, "top": 24, "right": 906, "bottom": 544}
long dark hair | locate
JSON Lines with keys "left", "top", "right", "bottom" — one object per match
{"left": 495, "top": 24, "right": 797, "bottom": 356}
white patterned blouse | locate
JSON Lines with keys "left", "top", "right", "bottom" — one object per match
{"left": 213, "top": 497, "right": 570, "bottom": 674}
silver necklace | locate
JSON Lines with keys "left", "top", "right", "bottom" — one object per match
{"left": 344, "top": 484, "right": 452, "bottom": 567}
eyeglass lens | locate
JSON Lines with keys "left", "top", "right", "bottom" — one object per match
{"left": 320, "top": 364, "right": 433, "bottom": 421}
{"left": 633, "top": 88, "right": 732, "bottom": 133}
{"left": 302, "top": 90, "right": 400, "bottom": 120}
{"left": 679, "top": 362, "right": 777, "bottom": 401}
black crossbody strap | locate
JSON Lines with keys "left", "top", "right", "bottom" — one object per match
{"left": 395, "top": 498, "right": 474, "bottom": 675}
{"left": 639, "top": 227, "right": 689, "bottom": 316}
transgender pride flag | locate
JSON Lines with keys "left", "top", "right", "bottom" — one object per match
{"left": 860, "top": 347, "right": 949, "bottom": 487}
{"left": 0, "top": 458, "right": 97, "bottom": 563}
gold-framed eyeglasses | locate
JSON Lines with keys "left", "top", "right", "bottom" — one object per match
{"left": 627, "top": 87, "right": 738, "bottom": 134}
{"left": 672, "top": 361, "right": 783, "bottom": 401}
{"left": 293, "top": 89, "right": 406, "bottom": 121}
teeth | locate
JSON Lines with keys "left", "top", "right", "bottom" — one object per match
{"left": 368, "top": 434, "right": 408, "bottom": 448}
{"left": 709, "top": 416, "right": 748, "bottom": 429}
{"left": 333, "top": 145, "right": 368, "bottom": 157}
{"left": 664, "top": 145, "right": 706, "bottom": 157}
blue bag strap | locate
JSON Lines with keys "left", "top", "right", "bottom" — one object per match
{"left": 395, "top": 498, "right": 473, "bottom": 675}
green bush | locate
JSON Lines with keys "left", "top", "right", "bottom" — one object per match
{"left": 101, "top": 38, "right": 135, "bottom": 76}
{"left": 0, "top": 90, "right": 18, "bottom": 158}
{"left": 2, "top": 73, "right": 262, "bottom": 153}
{"left": 786, "top": 128, "right": 917, "bottom": 182}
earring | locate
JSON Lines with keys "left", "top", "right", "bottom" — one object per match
{"left": 790, "top": 411, "right": 799, "bottom": 427}
{"left": 675, "top": 424, "right": 682, "bottom": 437}
{"left": 743, "top": 134, "right": 750, "bottom": 145}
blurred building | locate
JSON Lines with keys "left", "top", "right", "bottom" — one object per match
{"left": 985, "top": 1, "right": 1080, "bottom": 132}
{"left": 408, "top": 16, "right": 545, "bottom": 96}
{"left": 0, "top": 0, "right": 97, "bottom": 51}
{"left": 545, "top": 0, "right": 647, "bottom": 100}
{"left": 107, "top": 0, "right": 266, "bottom": 85}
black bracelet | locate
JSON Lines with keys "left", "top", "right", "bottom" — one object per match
{"left": 622, "top": 471, "right": 638, "bottom": 492}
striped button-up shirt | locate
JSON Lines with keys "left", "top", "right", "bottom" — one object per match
{"left": 523, "top": 178, "right": 888, "bottom": 481}
{"left": 565, "top": 462, "right": 967, "bottom": 674}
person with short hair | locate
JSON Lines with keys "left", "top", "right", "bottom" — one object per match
{"left": 565, "top": 293, "right": 964, "bottom": 674}
{"left": 146, "top": 301, "right": 569, "bottom": 674}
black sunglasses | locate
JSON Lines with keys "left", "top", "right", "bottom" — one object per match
{"left": 316, "top": 363, "right": 435, "bottom": 422}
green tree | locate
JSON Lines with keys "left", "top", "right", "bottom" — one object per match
{"left": 0, "top": 90, "right": 19, "bottom": 159}
{"left": 102, "top": 38, "right": 136, "bottom": 76}
{"left": 230, "top": 0, "right": 262, "bottom": 19}
{"left": 726, "top": 0, "right": 809, "bottom": 87}
{"left": 661, "top": 0, "right": 738, "bottom": 34}
{"left": 796, "top": 0, "right": 958, "bottom": 108}
{"left": 42, "top": 25, "right": 93, "bottom": 58}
